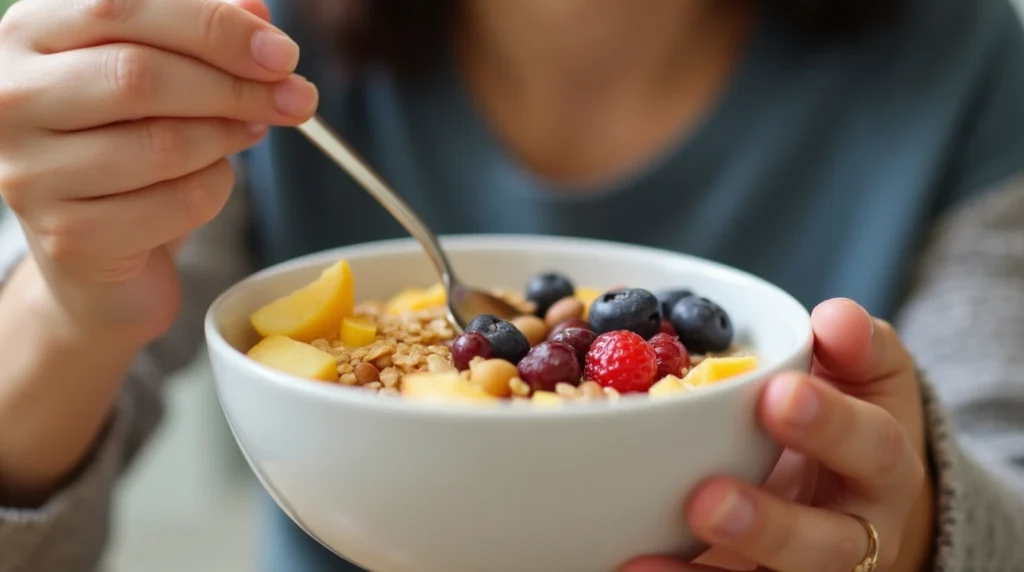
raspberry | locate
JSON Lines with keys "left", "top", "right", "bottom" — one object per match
{"left": 658, "top": 319, "right": 677, "bottom": 337}
{"left": 583, "top": 331, "right": 658, "bottom": 393}
{"left": 647, "top": 333, "right": 691, "bottom": 380}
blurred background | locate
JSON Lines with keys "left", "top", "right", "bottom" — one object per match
{"left": 0, "top": 0, "right": 1023, "bottom": 570}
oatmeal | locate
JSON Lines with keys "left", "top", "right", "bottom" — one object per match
{"left": 244, "top": 261, "right": 757, "bottom": 405}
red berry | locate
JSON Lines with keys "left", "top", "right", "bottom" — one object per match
{"left": 548, "top": 318, "right": 591, "bottom": 340}
{"left": 550, "top": 327, "right": 598, "bottom": 367}
{"left": 583, "top": 331, "right": 658, "bottom": 393}
{"left": 451, "top": 332, "right": 493, "bottom": 371}
{"left": 647, "top": 333, "right": 691, "bottom": 380}
{"left": 658, "top": 319, "right": 677, "bottom": 337}
{"left": 517, "top": 342, "right": 582, "bottom": 392}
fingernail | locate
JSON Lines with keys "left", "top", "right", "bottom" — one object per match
{"left": 841, "top": 298, "right": 875, "bottom": 336}
{"left": 709, "top": 490, "right": 756, "bottom": 537}
{"left": 274, "top": 76, "right": 317, "bottom": 117}
{"left": 768, "top": 376, "right": 819, "bottom": 425}
{"left": 252, "top": 29, "right": 300, "bottom": 72}
{"left": 247, "top": 123, "right": 268, "bottom": 135}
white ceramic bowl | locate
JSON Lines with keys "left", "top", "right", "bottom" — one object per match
{"left": 205, "top": 235, "right": 812, "bottom": 572}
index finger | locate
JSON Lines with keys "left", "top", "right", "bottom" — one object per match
{"left": 22, "top": 0, "right": 297, "bottom": 81}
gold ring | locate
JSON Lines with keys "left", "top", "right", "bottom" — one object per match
{"left": 847, "top": 513, "right": 880, "bottom": 572}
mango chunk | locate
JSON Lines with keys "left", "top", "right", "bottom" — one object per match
{"left": 246, "top": 335, "right": 339, "bottom": 382}
{"left": 575, "top": 287, "right": 602, "bottom": 320}
{"left": 531, "top": 391, "right": 564, "bottom": 408}
{"left": 385, "top": 283, "right": 446, "bottom": 315}
{"left": 250, "top": 260, "right": 355, "bottom": 343}
{"left": 401, "top": 372, "right": 498, "bottom": 405}
{"left": 682, "top": 356, "right": 759, "bottom": 386}
{"left": 341, "top": 316, "right": 377, "bottom": 348}
{"left": 648, "top": 375, "right": 686, "bottom": 398}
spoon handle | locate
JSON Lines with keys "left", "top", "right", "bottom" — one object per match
{"left": 296, "top": 115, "right": 455, "bottom": 288}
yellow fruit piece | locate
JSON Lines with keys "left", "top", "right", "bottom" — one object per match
{"left": 575, "top": 287, "right": 602, "bottom": 320}
{"left": 531, "top": 391, "right": 564, "bottom": 408}
{"left": 246, "top": 335, "right": 339, "bottom": 382}
{"left": 341, "top": 316, "right": 377, "bottom": 348}
{"left": 682, "top": 356, "right": 759, "bottom": 386}
{"left": 249, "top": 260, "right": 355, "bottom": 343}
{"left": 385, "top": 283, "right": 446, "bottom": 315}
{"left": 648, "top": 375, "right": 686, "bottom": 398}
{"left": 401, "top": 372, "right": 498, "bottom": 405}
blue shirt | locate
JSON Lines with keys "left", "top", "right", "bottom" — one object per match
{"left": 243, "top": 0, "right": 1024, "bottom": 569}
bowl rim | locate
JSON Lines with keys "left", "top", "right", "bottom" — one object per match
{"left": 204, "top": 234, "right": 813, "bottom": 420}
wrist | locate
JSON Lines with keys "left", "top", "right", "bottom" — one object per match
{"left": 11, "top": 256, "right": 154, "bottom": 354}
{"left": 0, "top": 257, "right": 145, "bottom": 505}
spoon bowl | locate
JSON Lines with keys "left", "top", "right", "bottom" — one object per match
{"left": 296, "top": 115, "right": 520, "bottom": 332}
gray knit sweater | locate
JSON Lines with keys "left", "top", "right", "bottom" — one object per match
{"left": 1, "top": 175, "right": 1024, "bottom": 571}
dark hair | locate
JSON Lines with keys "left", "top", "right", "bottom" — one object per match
{"left": 301, "top": 0, "right": 901, "bottom": 78}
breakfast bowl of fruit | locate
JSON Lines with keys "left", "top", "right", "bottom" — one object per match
{"left": 204, "top": 235, "right": 812, "bottom": 572}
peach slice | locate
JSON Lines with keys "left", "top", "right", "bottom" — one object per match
{"left": 250, "top": 260, "right": 355, "bottom": 343}
{"left": 401, "top": 372, "right": 498, "bottom": 405}
{"left": 648, "top": 374, "right": 686, "bottom": 398}
{"left": 574, "top": 287, "right": 602, "bottom": 320}
{"left": 384, "top": 283, "right": 446, "bottom": 315}
{"left": 246, "top": 335, "right": 339, "bottom": 382}
{"left": 341, "top": 316, "right": 377, "bottom": 348}
{"left": 530, "top": 391, "right": 564, "bottom": 408}
{"left": 682, "top": 356, "right": 759, "bottom": 386}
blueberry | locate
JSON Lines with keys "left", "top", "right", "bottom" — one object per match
{"left": 466, "top": 314, "right": 500, "bottom": 333}
{"left": 655, "top": 289, "right": 695, "bottom": 318}
{"left": 587, "top": 288, "right": 662, "bottom": 340}
{"left": 465, "top": 313, "right": 531, "bottom": 364}
{"left": 525, "top": 272, "right": 575, "bottom": 317}
{"left": 668, "top": 297, "right": 733, "bottom": 354}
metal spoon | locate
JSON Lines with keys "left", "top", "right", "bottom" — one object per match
{"left": 296, "top": 115, "right": 522, "bottom": 333}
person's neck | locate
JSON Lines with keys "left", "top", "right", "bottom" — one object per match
{"left": 455, "top": 0, "right": 756, "bottom": 184}
{"left": 458, "top": 0, "right": 748, "bottom": 102}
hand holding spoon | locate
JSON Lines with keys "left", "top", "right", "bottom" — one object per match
{"left": 296, "top": 115, "right": 521, "bottom": 332}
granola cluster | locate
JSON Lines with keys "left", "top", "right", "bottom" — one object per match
{"left": 310, "top": 302, "right": 458, "bottom": 395}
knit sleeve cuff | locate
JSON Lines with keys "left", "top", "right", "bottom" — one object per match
{"left": 920, "top": 373, "right": 1024, "bottom": 571}
{"left": 0, "top": 393, "right": 130, "bottom": 572}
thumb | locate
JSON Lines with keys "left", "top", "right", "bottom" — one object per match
{"left": 810, "top": 298, "right": 913, "bottom": 384}
{"left": 225, "top": 0, "right": 272, "bottom": 22}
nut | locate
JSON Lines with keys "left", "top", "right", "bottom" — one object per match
{"left": 511, "top": 315, "right": 548, "bottom": 347}
{"left": 427, "top": 354, "right": 456, "bottom": 373}
{"left": 379, "top": 367, "right": 401, "bottom": 388}
{"left": 544, "top": 297, "right": 584, "bottom": 328}
{"left": 469, "top": 358, "right": 517, "bottom": 398}
{"left": 508, "top": 376, "right": 532, "bottom": 397}
{"left": 354, "top": 362, "right": 380, "bottom": 384}
{"left": 554, "top": 382, "right": 578, "bottom": 397}
{"left": 579, "top": 381, "right": 605, "bottom": 400}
